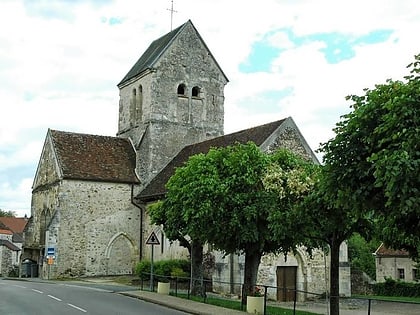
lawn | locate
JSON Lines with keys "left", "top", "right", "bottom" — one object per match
{"left": 173, "top": 293, "right": 320, "bottom": 315}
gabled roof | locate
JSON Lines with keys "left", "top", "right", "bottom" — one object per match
{"left": 375, "top": 243, "right": 410, "bottom": 257}
{"left": 137, "top": 118, "right": 290, "bottom": 201}
{"left": 0, "top": 217, "right": 28, "bottom": 234}
{"left": 49, "top": 130, "right": 139, "bottom": 184}
{"left": 0, "top": 239, "right": 20, "bottom": 251}
{"left": 118, "top": 20, "right": 228, "bottom": 87}
{"left": 0, "top": 229, "right": 13, "bottom": 235}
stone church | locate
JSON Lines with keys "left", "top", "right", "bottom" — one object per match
{"left": 22, "top": 20, "right": 350, "bottom": 298}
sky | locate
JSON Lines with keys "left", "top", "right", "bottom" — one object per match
{"left": 0, "top": 0, "right": 419, "bottom": 217}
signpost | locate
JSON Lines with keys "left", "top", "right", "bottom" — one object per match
{"left": 46, "top": 247, "right": 56, "bottom": 280}
{"left": 146, "top": 231, "right": 160, "bottom": 291}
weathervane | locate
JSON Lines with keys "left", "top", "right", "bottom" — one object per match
{"left": 167, "top": 0, "right": 177, "bottom": 31}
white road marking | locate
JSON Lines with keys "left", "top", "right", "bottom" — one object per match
{"left": 48, "top": 295, "right": 62, "bottom": 301}
{"left": 13, "top": 285, "right": 26, "bottom": 289}
{"left": 67, "top": 303, "right": 87, "bottom": 313}
{"left": 32, "top": 289, "right": 43, "bottom": 294}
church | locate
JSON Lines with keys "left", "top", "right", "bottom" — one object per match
{"left": 22, "top": 20, "right": 350, "bottom": 299}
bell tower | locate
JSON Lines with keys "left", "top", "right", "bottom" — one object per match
{"left": 117, "top": 20, "right": 228, "bottom": 186}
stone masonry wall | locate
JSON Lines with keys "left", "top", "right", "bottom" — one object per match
{"left": 44, "top": 180, "right": 140, "bottom": 278}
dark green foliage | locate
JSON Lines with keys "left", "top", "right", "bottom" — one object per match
{"left": 373, "top": 278, "right": 420, "bottom": 297}
{"left": 135, "top": 259, "right": 190, "bottom": 280}
{"left": 319, "top": 54, "right": 420, "bottom": 257}
{"left": 348, "top": 233, "right": 380, "bottom": 280}
{"left": 0, "top": 209, "right": 16, "bottom": 217}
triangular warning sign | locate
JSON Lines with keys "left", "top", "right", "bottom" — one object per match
{"left": 146, "top": 231, "right": 160, "bottom": 245}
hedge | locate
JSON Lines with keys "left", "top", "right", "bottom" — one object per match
{"left": 373, "top": 278, "right": 420, "bottom": 297}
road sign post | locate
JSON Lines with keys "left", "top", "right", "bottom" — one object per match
{"left": 146, "top": 231, "right": 160, "bottom": 291}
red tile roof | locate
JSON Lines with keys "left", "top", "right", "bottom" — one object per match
{"left": 0, "top": 217, "right": 28, "bottom": 233}
{"left": 50, "top": 130, "right": 139, "bottom": 184}
{"left": 375, "top": 243, "right": 410, "bottom": 257}
{"left": 0, "top": 229, "right": 13, "bottom": 235}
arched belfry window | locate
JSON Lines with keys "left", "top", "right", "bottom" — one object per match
{"left": 177, "top": 84, "right": 186, "bottom": 96}
{"left": 192, "top": 86, "right": 200, "bottom": 97}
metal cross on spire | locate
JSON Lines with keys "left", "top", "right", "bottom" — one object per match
{"left": 167, "top": 0, "right": 177, "bottom": 31}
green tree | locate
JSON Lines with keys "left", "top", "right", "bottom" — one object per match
{"left": 312, "top": 55, "right": 420, "bottom": 315}
{"left": 348, "top": 233, "right": 380, "bottom": 280}
{"left": 150, "top": 143, "right": 318, "bottom": 302}
{"left": 0, "top": 209, "right": 16, "bottom": 217}
{"left": 320, "top": 54, "right": 420, "bottom": 257}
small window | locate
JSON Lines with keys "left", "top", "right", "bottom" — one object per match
{"left": 177, "top": 84, "right": 186, "bottom": 96}
{"left": 398, "top": 268, "right": 405, "bottom": 280}
{"left": 413, "top": 269, "right": 419, "bottom": 281}
{"left": 192, "top": 86, "right": 200, "bottom": 97}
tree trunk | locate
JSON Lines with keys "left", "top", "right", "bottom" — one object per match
{"left": 242, "top": 249, "right": 263, "bottom": 304}
{"left": 330, "top": 238, "right": 341, "bottom": 315}
{"left": 190, "top": 240, "right": 204, "bottom": 296}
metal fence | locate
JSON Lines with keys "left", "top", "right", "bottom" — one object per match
{"left": 140, "top": 272, "right": 420, "bottom": 315}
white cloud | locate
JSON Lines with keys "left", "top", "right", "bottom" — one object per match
{"left": 0, "top": 0, "right": 419, "bottom": 216}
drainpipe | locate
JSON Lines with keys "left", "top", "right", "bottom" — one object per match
{"left": 131, "top": 184, "right": 143, "bottom": 261}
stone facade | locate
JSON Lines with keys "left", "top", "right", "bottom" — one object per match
{"left": 22, "top": 20, "right": 351, "bottom": 299}
{"left": 117, "top": 20, "right": 227, "bottom": 187}
{"left": 375, "top": 244, "right": 419, "bottom": 283}
{"left": 23, "top": 130, "right": 139, "bottom": 279}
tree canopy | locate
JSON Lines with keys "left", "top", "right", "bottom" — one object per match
{"left": 150, "top": 142, "right": 319, "bottom": 299}
{"left": 319, "top": 54, "right": 419, "bottom": 257}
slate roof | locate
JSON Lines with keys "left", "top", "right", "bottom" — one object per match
{"left": 375, "top": 243, "right": 410, "bottom": 257}
{"left": 118, "top": 20, "right": 228, "bottom": 87}
{"left": 136, "top": 118, "right": 287, "bottom": 202}
{"left": 49, "top": 130, "right": 139, "bottom": 184}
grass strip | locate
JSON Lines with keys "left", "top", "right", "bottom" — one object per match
{"left": 173, "top": 293, "right": 320, "bottom": 315}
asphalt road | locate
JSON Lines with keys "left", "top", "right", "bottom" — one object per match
{"left": 0, "top": 279, "right": 188, "bottom": 315}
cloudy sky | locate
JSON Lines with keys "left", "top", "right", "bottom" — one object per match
{"left": 1, "top": 0, "right": 419, "bottom": 217}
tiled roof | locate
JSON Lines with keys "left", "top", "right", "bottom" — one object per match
{"left": 0, "top": 239, "right": 20, "bottom": 251}
{"left": 137, "top": 119, "right": 287, "bottom": 201}
{"left": 375, "top": 243, "right": 410, "bottom": 257}
{"left": 0, "top": 229, "right": 13, "bottom": 235}
{"left": 0, "top": 217, "right": 28, "bottom": 234}
{"left": 50, "top": 130, "right": 139, "bottom": 184}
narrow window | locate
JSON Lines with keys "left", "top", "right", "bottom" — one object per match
{"left": 398, "top": 268, "right": 405, "bottom": 279}
{"left": 137, "top": 84, "right": 143, "bottom": 120}
{"left": 192, "top": 86, "right": 200, "bottom": 97}
{"left": 131, "top": 88, "right": 137, "bottom": 122}
{"left": 177, "top": 84, "right": 186, "bottom": 96}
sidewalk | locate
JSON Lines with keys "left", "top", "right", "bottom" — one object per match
{"left": 120, "top": 290, "right": 244, "bottom": 315}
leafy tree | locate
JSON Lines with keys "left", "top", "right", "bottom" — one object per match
{"left": 0, "top": 209, "right": 16, "bottom": 217}
{"left": 151, "top": 142, "right": 318, "bottom": 302}
{"left": 348, "top": 233, "right": 380, "bottom": 280}
{"left": 312, "top": 54, "right": 420, "bottom": 315}
{"left": 320, "top": 54, "right": 420, "bottom": 257}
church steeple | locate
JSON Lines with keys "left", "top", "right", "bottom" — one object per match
{"left": 117, "top": 20, "right": 228, "bottom": 186}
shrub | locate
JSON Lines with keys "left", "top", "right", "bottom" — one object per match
{"left": 135, "top": 259, "right": 190, "bottom": 281}
{"left": 373, "top": 278, "right": 420, "bottom": 297}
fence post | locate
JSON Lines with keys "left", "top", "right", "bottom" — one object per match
{"left": 264, "top": 285, "right": 268, "bottom": 315}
